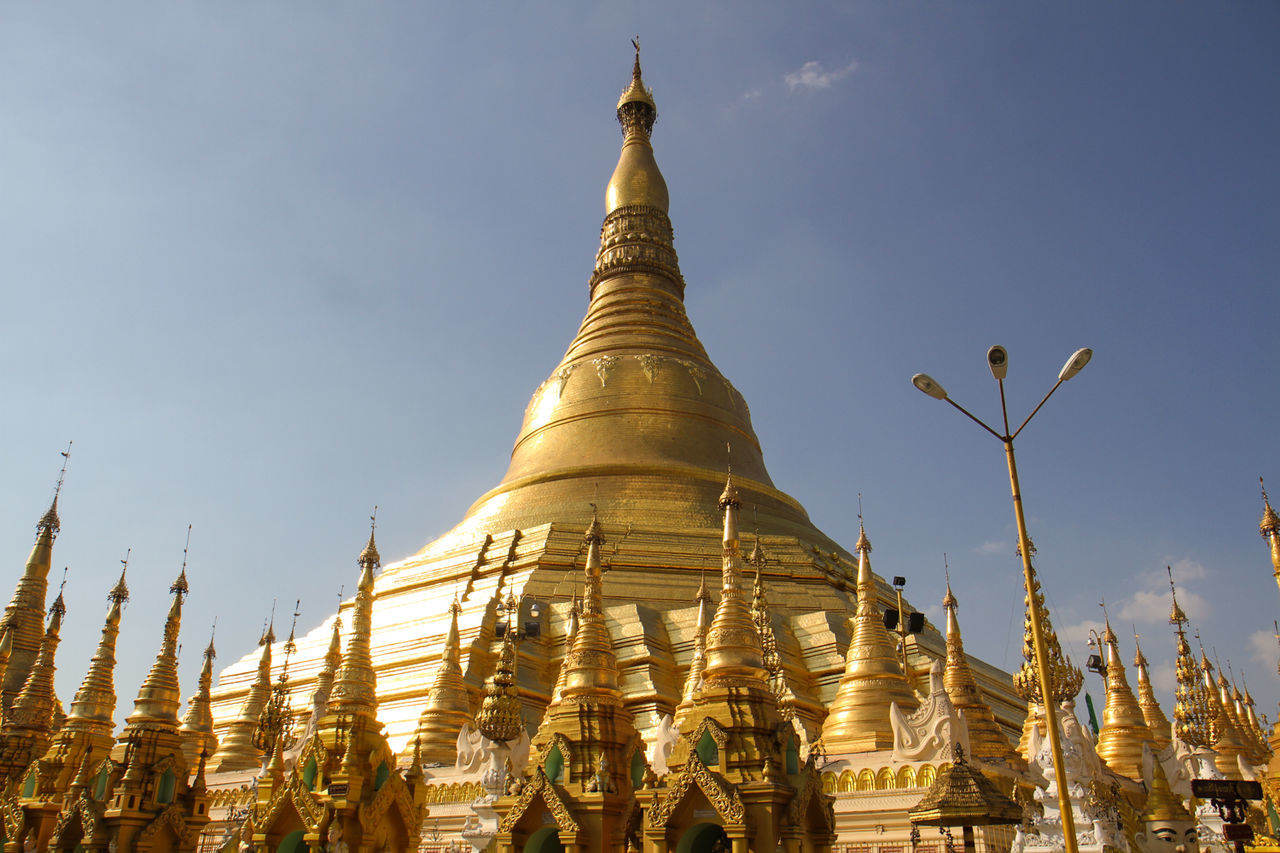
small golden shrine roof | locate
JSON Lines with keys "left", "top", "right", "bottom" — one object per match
{"left": 908, "top": 744, "right": 1022, "bottom": 827}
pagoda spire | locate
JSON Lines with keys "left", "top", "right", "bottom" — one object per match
{"left": 208, "top": 615, "right": 275, "bottom": 772}
{"left": 63, "top": 561, "right": 129, "bottom": 741}
{"left": 749, "top": 536, "right": 798, "bottom": 720}
{"left": 123, "top": 562, "right": 189, "bottom": 731}
{"left": 410, "top": 596, "right": 472, "bottom": 765}
{"left": 559, "top": 513, "right": 622, "bottom": 698}
{"left": 1092, "top": 618, "right": 1155, "bottom": 780}
{"left": 546, "top": 591, "right": 580, "bottom": 708}
{"left": 326, "top": 518, "right": 380, "bottom": 719}
{"left": 0, "top": 450, "right": 69, "bottom": 711}
{"left": 1013, "top": 567, "right": 1083, "bottom": 759}
{"left": 1168, "top": 570, "right": 1212, "bottom": 751}
{"left": 820, "top": 513, "right": 918, "bottom": 753}
{"left": 305, "top": 614, "right": 342, "bottom": 737}
{"left": 940, "top": 579, "right": 1018, "bottom": 764}
{"left": 700, "top": 472, "right": 768, "bottom": 689}
{"left": 529, "top": 514, "right": 639, "bottom": 801}
{"left": 475, "top": 599, "right": 522, "bottom": 743}
{"left": 1200, "top": 652, "right": 1246, "bottom": 777}
{"left": 1260, "top": 477, "right": 1280, "bottom": 599}
{"left": 0, "top": 590, "right": 65, "bottom": 781}
{"left": 673, "top": 568, "right": 712, "bottom": 730}
{"left": 180, "top": 626, "right": 218, "bottom": 766}
{"left": 1132, "top": 632, "right": 1171, "bottom": 749}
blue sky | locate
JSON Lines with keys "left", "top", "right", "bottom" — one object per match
{"left": 2, "top": 3, "right": 1277, "bottom": 730}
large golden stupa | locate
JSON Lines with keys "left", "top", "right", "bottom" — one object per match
{"left": 207, "top": 50, "right": 1024, "bottom": 762}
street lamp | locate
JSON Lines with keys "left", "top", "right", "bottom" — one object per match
{"left": 911, "top": 345, "right": 1092, "bottom": 853}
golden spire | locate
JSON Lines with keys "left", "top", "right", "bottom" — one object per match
{"left": 124, "top": 558, "right": 189, "bottom": 729}
{"left": 6, "top": 590, "right": 66, "bottom": 731}
{"left": 475, "top": 601, "right": 522, "bottom": 743}
{"left": 411, "top": 596, "right": 472, "bottom": 764}
{"left": 180, "top": 626, "right": 218, "bottom": 766}
{"left": 1011, "top": 570, "right": 1082, "bottom": 705}
{"left": 1203, "top": 654, "right": 1247, "bottom": 776}
{"left": 547, "top": 590, "right": 580, "bottom": 708}
{"left": 1261, "top": 477, "right": 1280, "bottom": 599}
{"left": 701, "top": 472, "right": 768, "bottom": 686}
{"left": 940, "top": 578, "right": 1018, "bottom": 764}
{"left": 253, "top": 603, "right": 300, "bottom": 759}
{"left": 560, "top": 512, "right": 623, "bottom": 698}
{"left": 1093, "top": 618, "right": 1155, "bottom": 780}
{"left": 1168, "top": 570, "right": 1212, "bottom": 748}
{"left": 63, "top": 560, "right": 129, "bottom": 738}
{"left": 208, "top": 612, "right": 275, "bottom": 772}
{"left": 820, "top": 512, "right": 918, "bottom": 752}
{"left": 1239, "top": 680, "right": 1272, "bottom": 763}
{"left": 605, "top": 38, "right": 667, "bottom": 217}
{"left": 327, "top": 514, "right": 381, "bottom": 718}
{"left": 308, "top": 613, "right": 343, "bottom": 728}
{"left": 749, "top": 536, "right": 795, "bottom": 718}
{"left": 674, "top": 568, "right": 713, "bottom": 728}
{"left": 1132, "top": 632, "right": 1171, "bottom": 749}
{"left": 0, "top": 452, "right": 69, "bottom": 710}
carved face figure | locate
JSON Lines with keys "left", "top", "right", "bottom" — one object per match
{"left": 1142, "top": 819, "right": 1199, "bottom": 853}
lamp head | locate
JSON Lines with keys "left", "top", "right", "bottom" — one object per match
{"left": 1058, "top": 348, "right": 1093, "bottom": 382}
{"left": 911, "top": 373, "right": 948, "bottom": 400}
{"left": 987, "top": 345, "right": 1008, "bottom": 380}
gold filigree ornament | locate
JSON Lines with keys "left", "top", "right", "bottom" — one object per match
{"left": 647, "top": 750, "right": 745, "bottom": 828}
{"left": 497, "top": 767, "right": 581, "bottom": 835}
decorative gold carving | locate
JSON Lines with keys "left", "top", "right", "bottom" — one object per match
{"left": 138, "top": 801, "right": 194, "bottom": 847}
{"left": 554, "top": 364, "right": 576, "bottom": 398}
{"left": 636, "top": 353, "right": 663, "bottom": 383}
{"left": 647, "top": 751, "right": 745, "bottom": 828}
{"left": 497, "top": 767, "right": 581, "bottom": 834}
{"left": 357, "top": 771, "right": 420, "bottom": 843}
{"left": 592, "top": 356, "right": 620, "bottom": 387}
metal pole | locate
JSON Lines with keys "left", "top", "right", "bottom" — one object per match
{"left": 1005, "top": 438, "right": 1079, "bottom": 853}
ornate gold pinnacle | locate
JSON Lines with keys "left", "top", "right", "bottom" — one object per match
{"left": 941, "top": 581, "right": 1018, "bottom": 764}
{"left": 820, "top": 516, "right": 918, "bottom": 753}
{"left": 327, "top": 522, "right": 381, "bottom": 718}
{"left": 1132, "top": 634, "right": 1172, "bottom": 749}
{"left": 412, "top": 596, "right": 473, "bottom": 764}
{"left": 1168, "top": 572, "right": 1212, "bottom": 748}
{"left": 475, "top": 612, "right": 522, "bottom": 743}
{"left": 1093, "top": 620, "right": 1155, "bottom": 780}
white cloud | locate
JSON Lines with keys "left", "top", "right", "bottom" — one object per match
{"left": 741, "top": 89, "right": 762, "bottom": 102}
{"left": 1248, "top": 628, "right": 1280, "bottom": 675}
{"left": 975, "top": 540, "right": 1007, "bottom": 556}
{"left": 784, "top": 60, "right": 858, "bottom": 92}
{"left": 1059, "top": 618, "right": 1106, "bottom": 655}
{"left": 1150, "top": 661, "right": 1177, "bottom": 694}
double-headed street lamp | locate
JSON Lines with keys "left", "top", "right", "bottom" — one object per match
{"left": 912, "top": 345, "right": 1092, "bottom": 853}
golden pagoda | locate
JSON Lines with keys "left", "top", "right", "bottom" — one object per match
{"left": 0, "top": 495, "right": 60, "bottom": 715}
{"left": 408, "top": 596, "right": 473, "bottom": 765}
{"left": 208, "top": 619, "right": 273, "bottom": 773}
{"left": 1199, "top": 651, "right": 1246, "bottom": 778}
{"left": 100, "top": 567, "right": 210, "bottom": 852}
{"left": 940, "top": 581, "right": 1019, "bottom": 766}
{"left": 197, "top": 45, "right": 1032, "bottom": 849}
{"left": 1092, "top": 619, "right": 1155, "bottom": 781}
{"left": 4, "top": 564, "right": 130, "bottom": 849}
{"left": 0, "top": 590, "right": 65, "bottom": 785}
{"left": 206, "top": 45, "right": 988, "bottom": 761}
{"left": 1132, "top": 633, "right": 1171, "bottom": 750}
{"left": 179, "top": 631, "right": 218, "bottom": 768}
{"left": 819, "top": 518, "right": 919, "bottom": 753}
{"left": 498, "top": 515, "right": 642, "bottom": 850}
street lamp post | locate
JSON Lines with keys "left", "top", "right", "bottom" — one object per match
{"left": 912, "top": 345, "right": 1092, "bottom": 853}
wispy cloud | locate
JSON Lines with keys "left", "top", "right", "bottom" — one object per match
{"left": 741, "top": 89, "right": 762, "bottom": 102}
{"left": 784, "top": 60, "right": 858, "bottom": 92}
{"left": 975, "top": 540, "right": 1007, "bottom": 556}
{"left": 1248, "top": 629, "right": 1280, "bottom": 681}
